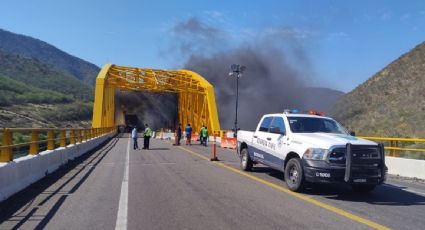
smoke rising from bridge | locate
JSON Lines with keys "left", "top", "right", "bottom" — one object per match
{"left": 176, "top": 17, "right": 311, "bottom": 130}
{"left": 115, "top": 17, "right": 315, "bottom": 130}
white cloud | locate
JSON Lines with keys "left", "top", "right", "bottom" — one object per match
{"left": 379, "top": 9, "right": 392, "bottom": 21}
{"left": 262, "top": 27, "right": 314, "bottom": 39}
{"left": 329, "top": 32, "right": 349, "bottom": 37}
{"left": 203, "top": 10, "right": 228, "bottom": 24}
{"left": 207, "top": 11, "right": 223, "bottom": 19}
{"left": 400, "top": 13, "right": 411, "bottom": 20}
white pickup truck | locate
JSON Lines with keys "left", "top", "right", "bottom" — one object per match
{"left": 237, "top": 111, "right": 387, "bottom": 193}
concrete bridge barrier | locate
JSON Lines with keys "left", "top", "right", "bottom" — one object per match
{"left": 386, "top": 157, "right": 425, "bottom": 180}
{"left": 0, "top": 133, "right": 115, "bottom": 202}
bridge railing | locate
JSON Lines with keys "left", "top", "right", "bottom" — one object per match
{"left": 0, "top": 127, "right": 116, "bottom": 162}
{"left": 360, "top": 136, "right": 425, "bottom": 160}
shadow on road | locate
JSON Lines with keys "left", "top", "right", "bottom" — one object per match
{"left": 249, "top": 166, "right": 425, "bottom": 206}
{"left": 314, "top": 183, "right": 425, "bottom": 206}
{"left": 0, "top": 134, "right": 120, "bottom": 229}
{"left": 157, "top": 141, "right": 425, "bottom": 207}
{"left": 251, "top": 166, "right": 285, "bottom": 180}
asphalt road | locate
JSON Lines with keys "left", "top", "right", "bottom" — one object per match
{"left": 1, "top": 135, "right": 424, "bottom": 230}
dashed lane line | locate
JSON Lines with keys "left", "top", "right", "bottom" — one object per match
{"left": 175, "top": 144, "right": 391, "bottom": 230}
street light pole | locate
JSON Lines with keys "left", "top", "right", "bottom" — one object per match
{"left": 235, "top": 75, "right": 239, "bottom": 138}
{"left": 229, "top": 64, "right": 246, "bottom": 138}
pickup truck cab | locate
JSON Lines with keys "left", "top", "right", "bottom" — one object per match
{"left": 237, "top": 111, "right": 387, "bottom": 193}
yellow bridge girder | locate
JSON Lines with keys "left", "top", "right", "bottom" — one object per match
{"left": 92, "top": 64, "right": 221, "bottom": 133}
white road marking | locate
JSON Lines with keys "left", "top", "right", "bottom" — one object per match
{"left": 115, "top": 138, "right": 130, "bottom": 230}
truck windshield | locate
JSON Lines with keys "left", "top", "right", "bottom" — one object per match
{"left": 288, "top": 117, "right": 347, "bottom": 134}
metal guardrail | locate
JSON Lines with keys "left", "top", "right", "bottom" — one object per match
{"left": 0, "top": 127, "right": 116, "bottom": 162}
{"left": 359, "top": 136, "right": 425, "bottom": 158}
{"left": 2, "top": 128, "right": 422, "bottom": 161}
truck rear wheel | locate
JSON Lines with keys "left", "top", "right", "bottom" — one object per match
{"left": 240, "top": 148, "right": 253, "bottom": 171}
{"left": 351, "top": 184, "right": 376, "bottom": 194}
{"left": 284, "top": 158, "right": 305, "bottom": 192}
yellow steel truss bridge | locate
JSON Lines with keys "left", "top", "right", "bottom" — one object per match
{"left": 92, "top": 64, "right": 221, "bottom": 133}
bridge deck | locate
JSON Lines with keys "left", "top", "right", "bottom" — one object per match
{"left": 1, "top": 135, "right": 425, "bottom": 229}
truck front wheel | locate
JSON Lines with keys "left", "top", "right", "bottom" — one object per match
{"left": 284, "top": 158, "right": 305, "bottom": 192}
{"left": 240, "top": 148, "right": 253, "bottom": 171}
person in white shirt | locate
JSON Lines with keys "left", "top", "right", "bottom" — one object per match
{"left": 131, "top": 127, "right": 139, "bottom": 150}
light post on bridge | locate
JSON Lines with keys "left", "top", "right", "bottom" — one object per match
{"left": 229, "top": 64, "right": 246, "bottom": 138}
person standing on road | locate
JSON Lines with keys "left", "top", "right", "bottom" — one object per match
{"left": 143, "top": 124, "right": 152, "bottom": 149}
{"left": 201, "top": 125, "right": 208, "bottom": 147}
{"left": 199, "top": 126, "right": 205, "bottom": 145}
{"left": 176, "top": 124, "right": 182, "bottom": 145}
{"left": 185, "top": 123, "right": 192, "bottom": 145}
{"left": 131, "top": 126, "right": 139, "bottom": 150}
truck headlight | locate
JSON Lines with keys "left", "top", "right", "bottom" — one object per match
{"left": 303, "top": 148, "right": 329, "bottom": 160}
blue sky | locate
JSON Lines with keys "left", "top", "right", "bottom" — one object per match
{"left": 0, "top": 0, "right": 424, "bottom": 92}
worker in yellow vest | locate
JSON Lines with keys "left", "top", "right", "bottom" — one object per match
{"left": 200, "top": 125, "right": 208, "bottom": 147}
{"left": 143, "top": 124, "right": 152, "bottom": 149}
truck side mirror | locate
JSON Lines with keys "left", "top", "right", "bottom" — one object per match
{"left": 349, "top": 131, "right": 356, "bottom": 136}
{"left": 270, "top": 127, "right": 285, "bottom": 135}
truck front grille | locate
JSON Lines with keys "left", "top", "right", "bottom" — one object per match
{"left": 328, "top": 145, "right": 380, "bottom": 165}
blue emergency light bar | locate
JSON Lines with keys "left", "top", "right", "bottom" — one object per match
{"left": 283, "top": 108, "right": 300, "bottom": 114}
{"left": 284, "top": 108, "right": 325, "bottom": 116}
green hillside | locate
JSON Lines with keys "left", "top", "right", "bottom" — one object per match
{"left": 0, "top": 51, "right": 94, "bottom": 128}
{"left": 0, "top": 29, "right": 99, "bottom": 85}
{"left": 329, "top": 42, "right": 425, "bottom": 138}
{"left": 0, "top": 51, "right": 93, "bottom": 101}
{"left": 0, "top": 75, "right": 72, "bottom": 106}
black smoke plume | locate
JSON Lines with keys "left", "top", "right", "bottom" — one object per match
{"left": 116, "top": 17, "right": 320, "bottom": 131}
{"left": 173, "top": 17, "right": 312, "bottom": 130}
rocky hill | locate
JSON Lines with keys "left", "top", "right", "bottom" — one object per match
{"left": 0, "top": 29, "right": 98, "bottom": 128}
{"left": 0, "top": 51, "right": 93, "bottom": 102}
{"left": 302, "top": 87, "right": 344, "bottom": 112}
{"left": 329, "top": 42, "right": 425, "bottom": 137}
{"left": 0, "top": 29, "right": 99, "bottom": 85}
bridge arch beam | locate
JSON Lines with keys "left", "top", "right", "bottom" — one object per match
{"left": 92, "top": 64, "right": 221, "bottom": 133}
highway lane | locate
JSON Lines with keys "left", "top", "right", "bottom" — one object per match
{"left": 189, "top": 142, "right": 425, "bottom": 230}
{"left": 0, "top": 135, "right": 126, "bottom": 230}
{"left": 1, "top": 137, "right": 424, "bottom": 229}
{"left": 128, "top": 140, "right": 371, "bottom": 230}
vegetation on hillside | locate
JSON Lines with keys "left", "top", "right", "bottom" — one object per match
{"left": 0, "top": 45, "right": 95, "bottom": 128}
{"left": 330, "top": 42, "right": 425, "bottom": 138}
{"left": 41, "top": 101, "right": 93, "bottom": 122}
{"left": 0, "top": 51, "right": 93, "bottom": 101}
{"left": 0, "top": 75, "right": 73, "bottom": 106}
{"left": 0, "top": 28, "right": 99, "bottom": 85}
{"left": 0, "top": 103, "right": 93, "bottom": 128}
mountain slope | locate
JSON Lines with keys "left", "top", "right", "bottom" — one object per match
{"left": 329, "top": 42, "right": 425, "bottom": 137}
{"left": 302, "top": 87, "right": 345, "bottom": 112}
{"left": 0, "top": 51, "right": 93, "bottom": 101}
{"left": 0, "top": 75, "right": 73, "bottom": 106}
{"left": 0, "top": 28, "right": 99, "bottom": 85}
{"left": 0, "top": 49, "right": 94, "bottom": 128}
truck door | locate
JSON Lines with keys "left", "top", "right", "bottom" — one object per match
{"left": 251, "top": 116, "right": 273, "bottom": 164}
{"left": 265, "top": 116, "right": 287, "bottom": 169}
